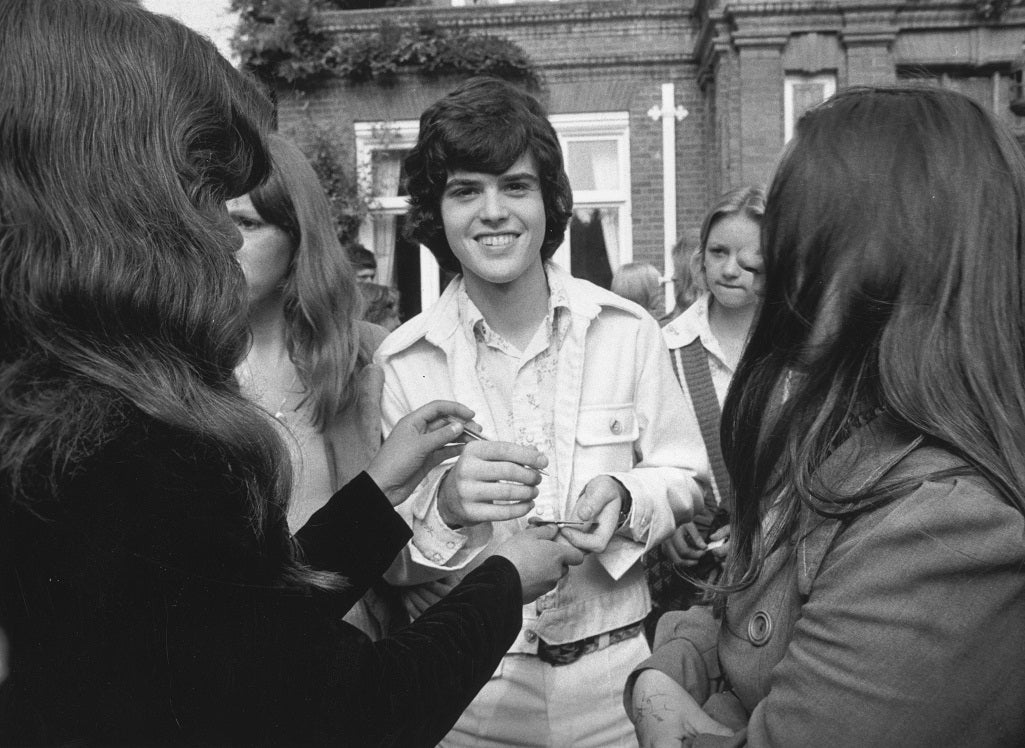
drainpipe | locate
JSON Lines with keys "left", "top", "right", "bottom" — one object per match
{"left": 648, "top": 83, "right": 688, "bottom": 314}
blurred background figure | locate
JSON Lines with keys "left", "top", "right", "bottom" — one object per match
{"left": 360, "top": 282, "right": 402, "bottom": 332}
{"left": 349, "top": 242, "right": 378, "bottom": 284}
{"left": 661, "top": 227, "right": 703, "bottom": 326}
{"left": 610, "top": 261, "right": 664, "bottom": 320}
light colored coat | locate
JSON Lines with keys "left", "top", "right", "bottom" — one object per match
{"left": 377, "top": 264, "right": 709, "bottom": 648}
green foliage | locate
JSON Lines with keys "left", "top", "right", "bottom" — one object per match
{"left": 328, "top": 18, "right": 542, "bottom": 89}
{"left": 232, "top": 1, "right": 542, "bottom": 91}
{"left": 320, "top": 0, "right": 422, "bottom": 8}
{"left": 284, "top": 118, "right": 369, "bottom": 243}
{"left": 231, "top": 0, "right": 334, "bottom": 87}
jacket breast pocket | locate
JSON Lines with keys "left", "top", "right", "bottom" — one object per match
{"left": 574, "top": 404, "right": 638, "bottom": 477}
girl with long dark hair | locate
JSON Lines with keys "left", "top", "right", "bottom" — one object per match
{"left": 628, "top": 86, "right": 1025, "bottom": 746}
{"left": 0, "top": 2, "right": 581, "bottom": 744}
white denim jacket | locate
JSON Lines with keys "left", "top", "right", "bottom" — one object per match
{"left": 378, "top": 263, "right": 709, "bottom": 650}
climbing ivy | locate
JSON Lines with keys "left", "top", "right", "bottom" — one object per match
{"left": 327, "top": 18, "right": 543, "bottom": 89}
{"left": 232, "top": 0, "right": 542, "bottom": 90}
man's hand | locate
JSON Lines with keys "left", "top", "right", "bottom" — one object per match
{"left": 437, "top": 440, "right": 548, "bottom": 528}
{"left": 558, "top": 475, "right": 627, "bottom": 554}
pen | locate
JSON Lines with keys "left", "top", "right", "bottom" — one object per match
{"left": 527, "top": 517, "right": 594, "bottom": 529}
{"left": 446, "top": 417, "right": 550, "bottom": 477}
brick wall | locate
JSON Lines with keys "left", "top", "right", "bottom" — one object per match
{"left": 272, "top": 0, "right": 1025, "bottom": 277}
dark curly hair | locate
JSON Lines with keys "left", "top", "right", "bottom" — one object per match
{"left": 403, "top": 77, "right": 573, "bottom": 274}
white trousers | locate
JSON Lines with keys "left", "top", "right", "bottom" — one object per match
{"left": 439, "top": 632, "right": 649, "bottom": 748}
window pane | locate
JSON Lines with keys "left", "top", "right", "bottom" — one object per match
{"left": 791, "top": 82, "right": 827, "bottom": 123}
{"left": 568, "top": 207, "right": 620, "bottom": 289}
{"left": 565, "top": 140, "right": 619, "bottom": 192}
{"left": 370, "top": 150, "right": 409, "bottom": 197}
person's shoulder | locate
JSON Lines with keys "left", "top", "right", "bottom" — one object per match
{"left": 374, "top": 309, "right": 436, "bottom": 362}
{"left": 377, "top": 282, "right": 462, "bottom": 362}
{"left": 662, "top": 293, "right": 709, "bottom": 349}
{"left": 356, "top": 319, "right": 390, "bottom": 355}
{"left": 842, "top": 443, "right": 1025, "bottom": 569}
{"left": 559, "top": 271, "right": 649, "bottom": 321}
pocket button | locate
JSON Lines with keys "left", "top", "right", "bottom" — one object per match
{"left": 610, "top": 419, "right": 623, "bottom": 435}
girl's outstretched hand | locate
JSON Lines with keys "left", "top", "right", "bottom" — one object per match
{"left": 366, "top": 400, "right": 474, "bottom": 506}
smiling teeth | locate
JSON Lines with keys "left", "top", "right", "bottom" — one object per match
{"left": 479, "top": 235, "right": 515, "bottom": 247}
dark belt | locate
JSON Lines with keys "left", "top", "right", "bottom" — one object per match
{"left": 536, "top": 621, "right": 643, "bottom": 667}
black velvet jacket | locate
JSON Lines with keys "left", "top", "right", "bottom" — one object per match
{"left": 0, "top": 414, "right": 522, "bottom": 746}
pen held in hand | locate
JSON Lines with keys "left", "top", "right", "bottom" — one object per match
{"left": 527, "top": 517, "right": 595, "bottom": 529}
{"left": 445, "top": 417, "right": 550, "bottom": 477}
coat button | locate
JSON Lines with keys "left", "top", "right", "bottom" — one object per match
{"left": 747, "top": 611, "right": 772, "bottom": 646}
{"left": 524, "top": 630, "right": 538, "bottom": 643}
{"left": 610, "top": 419, "right": 623, "bottom": 435}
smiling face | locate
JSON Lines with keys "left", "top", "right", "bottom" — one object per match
{"left": 226, "top": 194, "right": 295, "bottom": 309}
{"left": 440, "top": 152, "right": 547, "bottom": 292}
{"left": 703, "top": 213, "right": 763, "bottom": 311}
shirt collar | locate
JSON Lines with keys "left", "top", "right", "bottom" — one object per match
{"left": 454, "top": 264, "right": 572, "bottom": 352}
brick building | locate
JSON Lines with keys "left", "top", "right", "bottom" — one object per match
{"left": 274, "top": 0, "right": 1025, "bottom": 315}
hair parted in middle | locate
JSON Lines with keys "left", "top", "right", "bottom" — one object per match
{"left": 719, "top": 85, "right": 1025, "bottom": 592}
{"left": 698, "top": 186, "right": 766, "bottom": 261}
{"left": 248, "top": 133, "right": 371, "bottom": 430}
{"left": 403, "top": 76, "right": 574, "bottom": 274}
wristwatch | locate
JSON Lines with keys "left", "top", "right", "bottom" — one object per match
{"left": 615, "top": 488, "right": 633, "bottom": 529}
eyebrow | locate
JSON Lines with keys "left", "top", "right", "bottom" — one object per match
{"left": 499, "top": 171, "right": 540, "bottom": 184}
{"left": 444, "top": 171, "right": 540, "bottom": 188}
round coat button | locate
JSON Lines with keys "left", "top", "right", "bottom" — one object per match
{"left": 524, "top": 630, "right": 538, "bottom": 643}
{"left": 610, "top": 419, "right": 623, "bottom": 435}
{"left": 747, "top": 611, "right": 772, "bottom": 646}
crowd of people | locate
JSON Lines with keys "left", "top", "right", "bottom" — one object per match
{"left": 2, "top": 1, "right": 1024, "bottom": 747}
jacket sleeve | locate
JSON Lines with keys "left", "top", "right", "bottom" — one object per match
{"left": 236, "top": 556, "right": 523, "bottom": 747}
{"left": 70, "top": 430, "right": 523, "bottom": 746}
{"left": 377, "top": 356, "right": 493, "bottom": 585}
{"left": 623, "top": 604, "right": 722, "bottom": 719}
{"left": 598, "top": 314, "right": 709, "bottom": 579}
{"left": 293, "top": 470, "right": 412, "bottom": 596}
{"left": 694, "top": 475, "right": 1025, "bottom": 747}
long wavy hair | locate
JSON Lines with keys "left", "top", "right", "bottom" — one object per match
{"left": 719, "top": 86, "right": 1025, "bottom": 590}
{"left": 0, "top": 0, "right": 295, "bottom": 556}
{"left": 403, "top": 76, "right": 573, "bottom": 274}
{"left": 248, "top": 134, "right": 370, "bottom": 431}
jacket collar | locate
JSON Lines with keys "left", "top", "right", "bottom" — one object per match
{"left": 376, "top": 262, "right": 644, "bottom": 359}
{"left": 661, "top": 292, "right": 711, "bottom": 350}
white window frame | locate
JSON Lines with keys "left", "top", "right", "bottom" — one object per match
{"left": 354, "top": 120, "right": 443, "bottom": 302}
{"left": 550, "top": 111, "right": 633, "bottom": 271}
{"left": 784, "top": 73, "right": 836, "bottom": 143}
